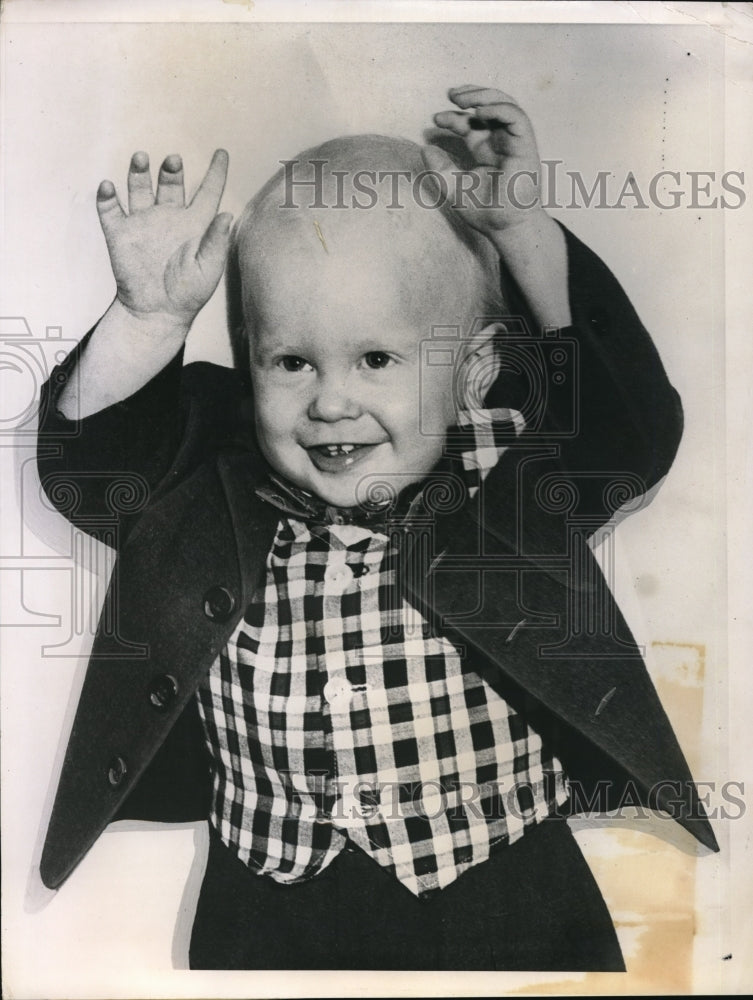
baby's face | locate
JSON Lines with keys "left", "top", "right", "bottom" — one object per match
{"left": 246, "top": 240, "right": 467, "bottom": 509}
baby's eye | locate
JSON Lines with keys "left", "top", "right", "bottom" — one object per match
{"left": 362, "top": 351, "right": 394, "bottom": 370}
{"left": 278, "top": 356, "right": 313, "bottom": 373}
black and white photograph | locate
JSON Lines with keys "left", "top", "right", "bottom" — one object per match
{"left": 1, "top": 1, "right": 751, "bottom": 996}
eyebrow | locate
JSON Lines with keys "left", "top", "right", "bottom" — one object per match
{"left": 253, "top": 332, "right": 418, "bottom": 362}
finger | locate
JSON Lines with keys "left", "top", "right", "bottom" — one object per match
{"left": 96, "top": 179, "right": 126, "bottom": 233}
{"left": 189, "top": 148, "right": 229, "bottom": 223}
{"left": 156, "top": 154, "right": 185, "bottom": 206}
{"left": 127, "top": 151, "right": 155, "bottom": 213}
{"left": 195, "top": 211, "right": 233, "bottom": 277}
{"left": 449, "top": 86, "right": 518, "bottom": 109}
{"left": 448, "top": 84, "right": 487, "bottom": 97}
{"left": 433, "top": 110, "right": 473, "bottom": 137}
{"left": 468, "top": 102, "right": 529, "bottom": 137}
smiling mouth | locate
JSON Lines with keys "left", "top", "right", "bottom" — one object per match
{"left": 307, "top": 442, "right": 379, "bottom": 473}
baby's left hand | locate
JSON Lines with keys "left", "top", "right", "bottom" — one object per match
{"left": 423, "top": 85, "right": 546, "bottom": 239}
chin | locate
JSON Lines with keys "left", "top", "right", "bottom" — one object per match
{"left": 305, "top": 461, "right": 394, "bottom": 509}
{"left": 275, "top": 465, "right": 358, "bottom": 508}
{"left": 320, "top": 470, "right": 424, "bottom": 511}
{"left": 310, "top": 478, "right": 361, "bottom": 509}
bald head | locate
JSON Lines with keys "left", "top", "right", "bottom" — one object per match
{"left": 232, "top": 134, "right": 501, "bottom": 343}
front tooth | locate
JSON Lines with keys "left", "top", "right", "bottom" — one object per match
{"left": 324, "top": 444, "right": 356, "bottom": 455}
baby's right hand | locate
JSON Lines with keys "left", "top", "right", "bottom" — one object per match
{"left": 97, "top": 150, "right": 232, "bottom": 333}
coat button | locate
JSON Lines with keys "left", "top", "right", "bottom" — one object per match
{"left": 107, "top": 756, "right": 128, "bottom": 788}
{"left": 148, "top": 673, "right": 179, "bottom": 712}
{"left": 203, "top": 586, "right": 237, "bottom": 622}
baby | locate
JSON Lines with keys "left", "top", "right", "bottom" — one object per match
{"left": 38, "top": 85, "right": 716, "bottom": 971}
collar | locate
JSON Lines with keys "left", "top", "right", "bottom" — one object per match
{"left": 253, "top": 407, "right": 524, "bottom": 530}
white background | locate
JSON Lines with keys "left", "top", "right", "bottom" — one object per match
{"left": 1, "top": 2, "right": 751, "bottom": 996}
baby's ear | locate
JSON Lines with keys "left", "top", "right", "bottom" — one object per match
{"left": 457, "top": 322, "right": 503, "bottom": 411}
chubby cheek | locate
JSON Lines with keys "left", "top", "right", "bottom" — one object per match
{"left": 414, "top": 366, "right": 458, "bottom": 437}
{"left": 386, "top": 382, "right": 454, "bottom": 475}
{"left": 252, "top": 384, "right": 303, "bottom": 462}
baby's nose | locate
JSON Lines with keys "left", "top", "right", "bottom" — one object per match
{"left": 307, "top": 373, "right": 362, "bottom": 422}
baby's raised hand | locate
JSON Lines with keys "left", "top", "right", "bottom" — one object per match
{"left": 96, "top": 149, "right": 232, "bottom": 331}
{"left": 423, "top": 85, "right": 544, "bottom": 240}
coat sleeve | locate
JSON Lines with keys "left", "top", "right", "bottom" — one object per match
{"left": 494, "top": 222, "right": 683, "bottom": 484}
{"left": 485, "top": 221, "right": 683, "bottom": 535}
{"left": 36, "top": 325, "right": 249, "bottom": 545}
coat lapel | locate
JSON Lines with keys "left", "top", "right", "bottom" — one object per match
{"left": 40, "top": 452, "right": 279, "bottom": 889}
{"left": 216, "top": 451, "right": 282, "bottom": 607}
{"left": 404, "top": 481, "right": 718, "bottom": 852}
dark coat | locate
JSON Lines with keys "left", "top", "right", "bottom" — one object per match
{"left": 36, "top": 224, "right": 718, "bottom": 890}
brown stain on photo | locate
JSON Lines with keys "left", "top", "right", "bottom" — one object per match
{"left": 509, "top": 642, "right": 706, "bottom": 995}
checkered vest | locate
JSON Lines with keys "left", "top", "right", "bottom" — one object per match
{"left": 196, "top": 409, "right": 569, "bottom": 897}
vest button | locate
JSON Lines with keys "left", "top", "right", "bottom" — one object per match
{"left": 331, "top": 787, "right": 362, "bottom": 829}
{"left": 148, "top": 673, "right": 179, "bottom": 712}
{"left": 107, "top": 755, "right": 128, "bottom": 788}
{"left": 323, "top": 564, "right": 354, "bottom": 588}
{"left": 203, "top": 586, "right": 237, "bottom": 622}
{"left": 323, "top": 677, "right": 354, "bottom": 710}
